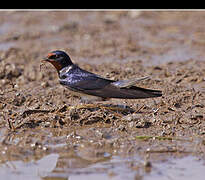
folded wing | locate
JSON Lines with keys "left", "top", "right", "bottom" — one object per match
{"left": 60, "top": 74, "right": 162, "bottom": 99}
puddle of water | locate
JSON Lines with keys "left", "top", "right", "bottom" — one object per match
{"left": 0, "top": 150, "right": 204, "bottom": 180}
{"left": 43, "top": 155, "right": 141, "bottom": 180}
{"left": 0, "top": 42, "right": 15, "bottom": 51}
{"left": 144, "top": 156, "right": 205, "bottom": 180}
{"left": 0, "top": 153, "right": 59, "bottom": 180}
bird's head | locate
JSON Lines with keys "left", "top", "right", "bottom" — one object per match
{"left": 42, "top": 50, "right": 73, "bottom": 73}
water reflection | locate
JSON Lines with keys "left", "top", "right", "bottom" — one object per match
{"left": 144, "top": 156, "right": 205, "bottom": 180}
{"left": 0, "top": 153, "right": 59, "bottom": 180}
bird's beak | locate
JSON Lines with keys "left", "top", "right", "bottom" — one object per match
{"left": 41, "top": 57, "right": 51, "bottom": 62}
{"left": 42, "top": 53, "right": 56, "bottom": 62}
{"left": 41, "top": 57, "right": 62, "bottom": 73}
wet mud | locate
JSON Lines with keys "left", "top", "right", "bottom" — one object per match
{"left": 0, "top": 11, "right": 205, "bottom": 179}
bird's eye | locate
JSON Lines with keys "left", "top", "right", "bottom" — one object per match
{"left": 51, "top": 54, "right": 58, "bottom": 59}
{"left": 48, "top": 54, "right": 58, "bottom": 59}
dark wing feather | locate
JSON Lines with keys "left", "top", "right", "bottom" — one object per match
{"left": 84, "top": 84, "right": 162, "bottom": 99}
{"left": 59, "top": 65, "right": 162, "bottom": 99}
{"left": 60, "top": 76, "right": 162, "bottom": 99}
{"left": 59, "top": 70, "right": 114, "bottom": 91}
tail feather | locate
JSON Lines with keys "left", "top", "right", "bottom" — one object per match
{"left": 127, "top": 86, "right": 162, "bottom": 99}
{"left": 108, "top": 76, "right": 162, "bottom": 99}
{"left": 81, "top": 77, "right": 162, "bottom": 99}
{"left": 90, "top": 85, "right": 163, "bottom": 99}
{"left": 108, "top": 86, "right": 162, "bottom": 99}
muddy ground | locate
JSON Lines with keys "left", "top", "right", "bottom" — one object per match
{"left": 0, "top": 11, "right": 205, "bottom": 179}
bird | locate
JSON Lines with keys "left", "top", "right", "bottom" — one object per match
{"left": 41, "top": 50, "right": 162, "bottom": 103}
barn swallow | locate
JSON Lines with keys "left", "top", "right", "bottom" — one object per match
{"left": 42, "top": 50, "right": 162, "bottom": 102}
